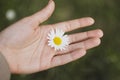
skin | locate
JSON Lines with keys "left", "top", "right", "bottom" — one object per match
{"left": 0, "top": 0, "right": 103, "bottom": 74}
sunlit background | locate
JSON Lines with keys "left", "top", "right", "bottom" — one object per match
{"left": 0, "top": 0, "right": 120, "bottom": 80}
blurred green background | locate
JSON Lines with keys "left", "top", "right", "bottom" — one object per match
{"left": 0, "top": 0, "right": 120, "bottom": 80}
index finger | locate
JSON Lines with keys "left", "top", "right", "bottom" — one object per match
{"left": 50, "top": 17, "right": 95, "bottom": 32}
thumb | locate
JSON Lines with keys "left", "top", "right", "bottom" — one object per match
{"left": 31, "top": 0, "right": 55, "bottom": 25}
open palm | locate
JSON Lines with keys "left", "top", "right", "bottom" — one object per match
{"left": 0, "top": 0, "right": 103, "bottom": 74}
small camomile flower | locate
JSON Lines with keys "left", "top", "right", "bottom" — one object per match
{"left": 47, "top": 28, "right": 70, "bottom": 51}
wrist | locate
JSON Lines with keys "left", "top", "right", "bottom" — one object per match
{"left": 0, "top": 52, "right": 11, "bottom": 80}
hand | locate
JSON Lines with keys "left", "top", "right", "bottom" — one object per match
{"left": 0, "top": 0, "right": 103, "bottom": 74}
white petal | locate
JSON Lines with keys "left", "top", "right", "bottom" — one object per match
{"left": 47, "top": 28, "right": 70, "bottom": 51}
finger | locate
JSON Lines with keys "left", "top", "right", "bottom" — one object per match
{"left": 31, "top": 0, "right": 55, "bottom": 25}
{"left": 69, "top": 29, "right": 103, "bottom": 43}
{"left": 49, "top": 17, "right": 94, "bottom": 32}
{"left": 57, "top": 38, "right": 101, "bottom": 54}
{"left": 51, "top": 49, "right": 86, "bottom": 67}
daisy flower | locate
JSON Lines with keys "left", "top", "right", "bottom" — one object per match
{"left": 47, "top": 28, "right": 70, "bottom": 51}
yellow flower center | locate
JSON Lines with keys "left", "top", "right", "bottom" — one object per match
{"left": 53, "top": 37, "right": 62, "bottom": 45}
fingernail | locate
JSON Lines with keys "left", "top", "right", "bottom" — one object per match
{"left": 88, "top": 17, "right": 95, "bottom": 24}
{"left": 97, "top": 29, "right": 104, "bottom": 37}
